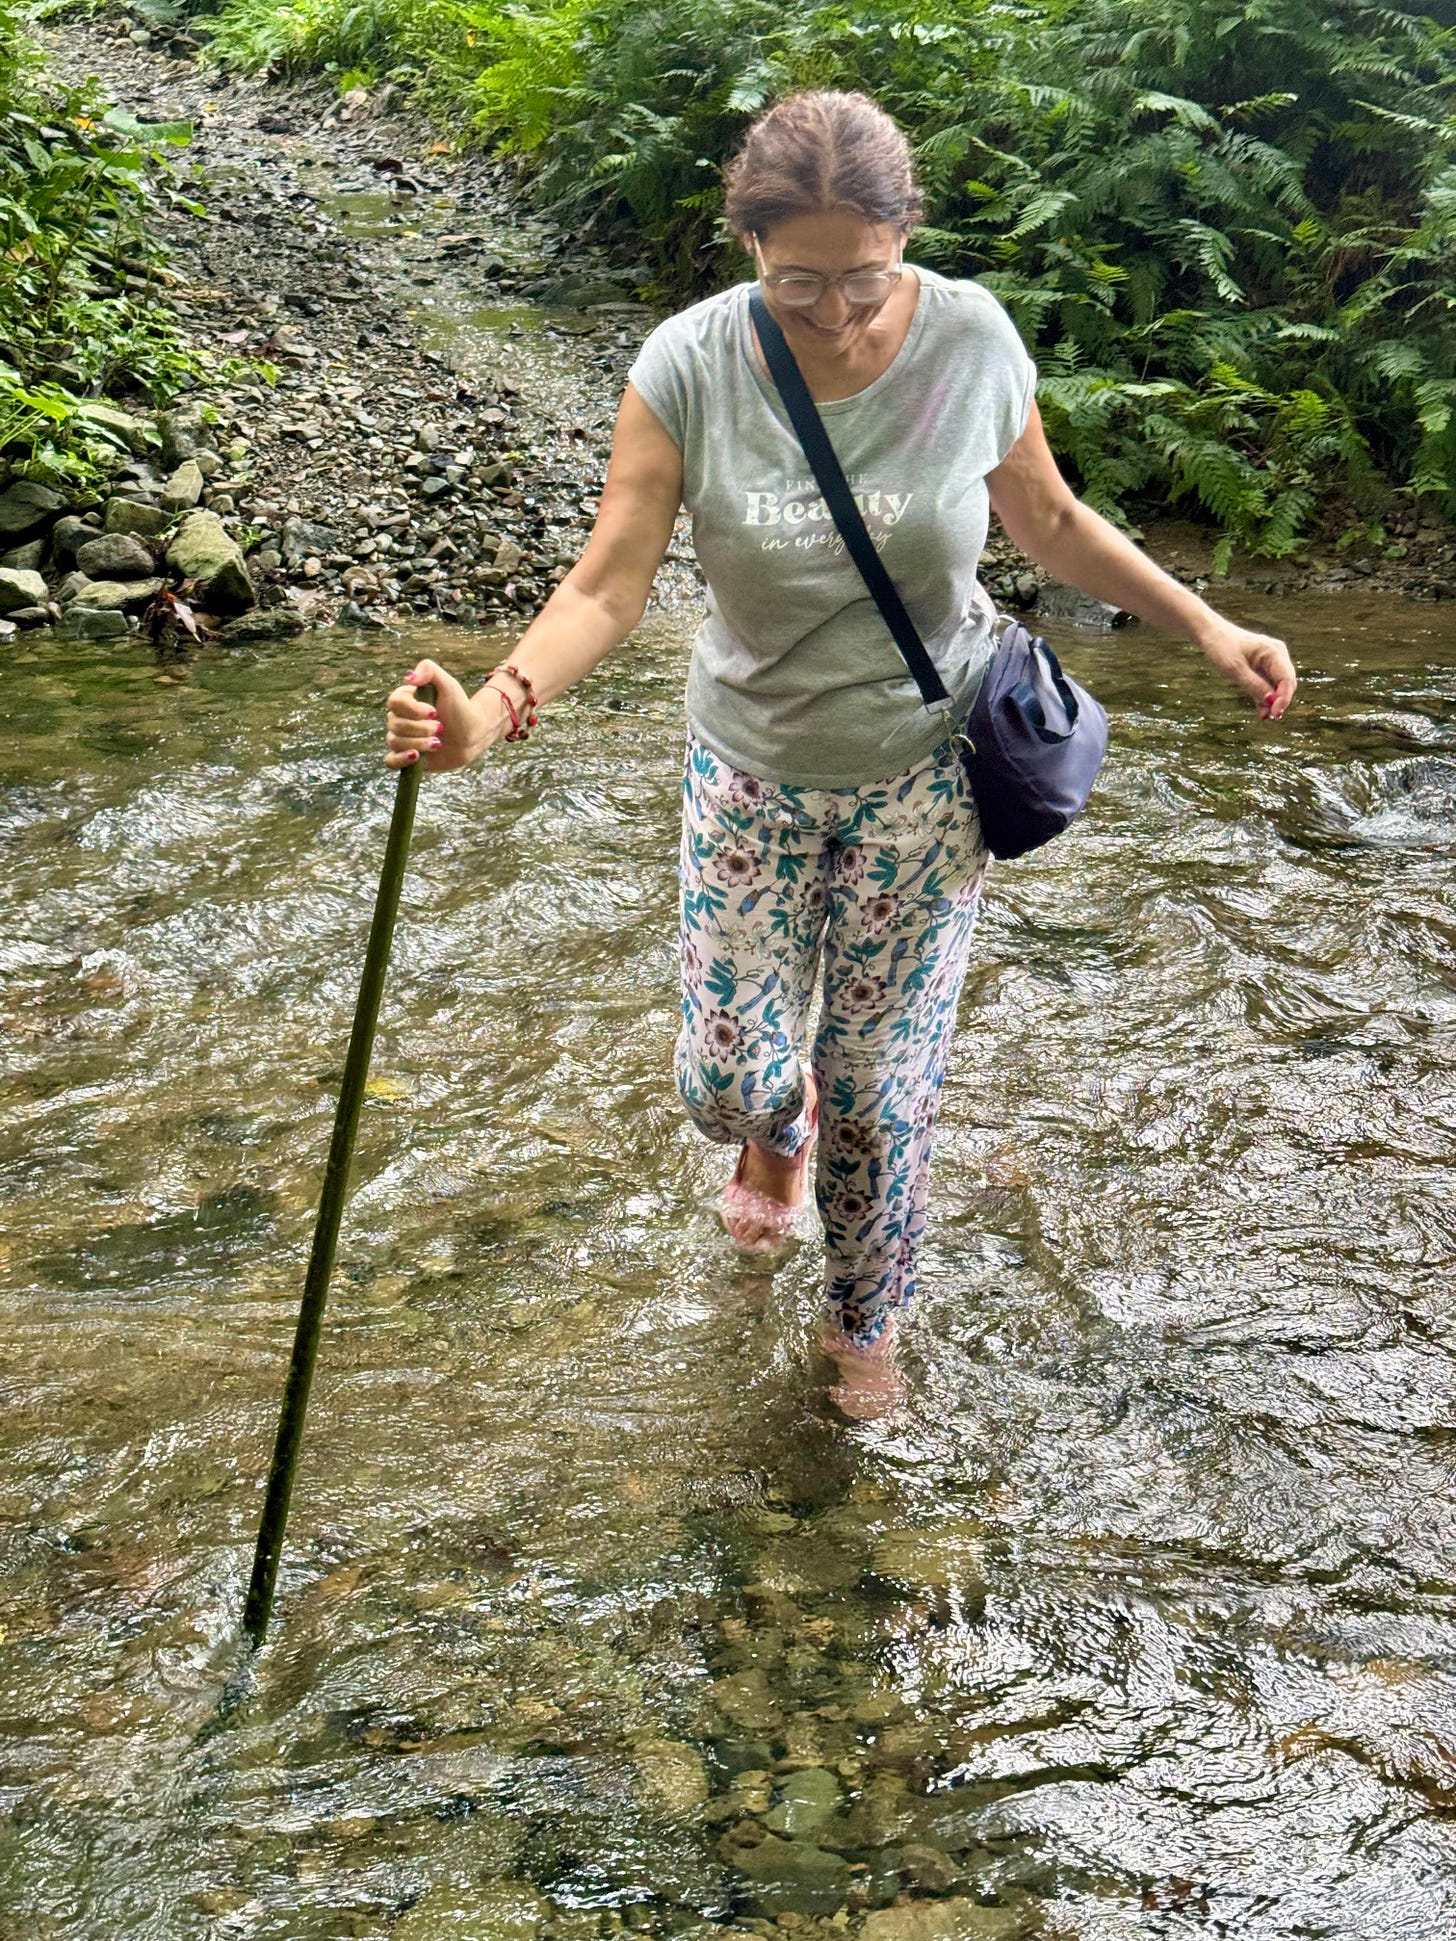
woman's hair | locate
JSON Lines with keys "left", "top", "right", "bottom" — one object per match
{"left": 722, "top": 90, "right": 924, "bottom": 242}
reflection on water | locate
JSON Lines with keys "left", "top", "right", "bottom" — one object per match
{"left": 3, "top": 594, "right": 1456, "bottom": 1938}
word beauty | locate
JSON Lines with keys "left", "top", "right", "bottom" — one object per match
{"left": 743, "top": 487, "right": 914, "bottom": 528}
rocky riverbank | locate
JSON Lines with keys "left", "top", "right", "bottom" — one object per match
{"left": 3, "top": 7, "right": 1450, "bottom": 661}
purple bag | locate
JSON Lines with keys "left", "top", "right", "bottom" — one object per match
{"left": 750, "top": 290, "right": 1108, "bottom": 860}
{"left": 958, "top": 618, "right": 1109, "bottom": 859}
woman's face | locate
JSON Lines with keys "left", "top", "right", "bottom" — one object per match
{"left": 749, "top": 209, "right": 908, "bottom": 356}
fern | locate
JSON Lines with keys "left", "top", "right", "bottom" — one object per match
{"left": 199, "top": 0, "right": 1456, "bottom": 540}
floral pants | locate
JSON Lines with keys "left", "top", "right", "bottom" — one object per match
{"left": 676, "top": 728, "right": 990, "bottom": 1348}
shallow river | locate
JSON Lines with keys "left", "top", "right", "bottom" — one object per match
{"left": 3, "top": 591, "right": 1456, "bottom": 1940}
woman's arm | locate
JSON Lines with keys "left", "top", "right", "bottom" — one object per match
{"left": 385, "top": 383, "right": 684, "bottom": 769}
{"left": 987, "top": 401, "right": 1297, "bottom": 721}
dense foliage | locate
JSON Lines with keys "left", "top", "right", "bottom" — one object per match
{"left": 0, "top": 0, "right": 201, "bottom": 479}
{"left": 77, "top": 0, "right": 1456, "bottom": 555}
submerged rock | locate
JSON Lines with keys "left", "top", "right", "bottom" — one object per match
{"left": 725, "top": 1825, "right": 854, "bottom": 1916}
{"left": 859, "top": 1900, "right": 1023, "bottom": 1939}
{"left": 709, "top": 1667, "right": 784, "bottom": 1734}
{"left": 763, "top": 1767, "right": 841, "bottom": 1837}
{"left": 633, "top": 1736, "right": 710, "bottom": 1815}
{"left": 391, "top": 1878, "right": 551, "bottom": 1940}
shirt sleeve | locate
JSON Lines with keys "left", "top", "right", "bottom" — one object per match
{"left": 985, "top": 291, "right": 1038, "bottom": 466}
{"left": 626, "top": 315, "right": 690, "bottom": 449}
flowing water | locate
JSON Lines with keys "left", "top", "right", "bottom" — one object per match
{"left": 3, "top": 593, "right": 1456, "bottom": 1941}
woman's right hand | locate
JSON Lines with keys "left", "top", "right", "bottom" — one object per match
{"left": 384, "top": 658, "right": 484, "bottom": 771}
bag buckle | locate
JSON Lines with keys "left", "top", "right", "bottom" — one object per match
{"left": 942, "top": 706, "right": 975, "bottom": 757}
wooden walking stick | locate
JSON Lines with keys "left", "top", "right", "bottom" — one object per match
{"left": 242, "top": 686, "right": 435, "bottom": 1645}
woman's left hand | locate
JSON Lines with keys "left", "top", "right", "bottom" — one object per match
{"left": 1195, "top": 617, "right": 1298, "bottom": 721}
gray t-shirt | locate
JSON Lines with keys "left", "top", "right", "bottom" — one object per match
{"left": 627, "top": 265, "right": 1037, "bottom": 787}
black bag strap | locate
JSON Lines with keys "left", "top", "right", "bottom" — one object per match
{"left": 749, "top": 288, "right": 952, "bottom": 712}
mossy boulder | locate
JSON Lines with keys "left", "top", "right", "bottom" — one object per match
{"left": 167, "top": 511, "right": 254, "bottom": 614}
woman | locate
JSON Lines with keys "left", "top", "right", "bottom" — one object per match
{"left": 384, "top": 91, "right": 1297, "bottom": 1418}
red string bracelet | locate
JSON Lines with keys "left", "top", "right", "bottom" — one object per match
{"left": 492, "top": 662, "right": 540, "bottom": 735}
{"left": 490, "top": 685, "right": 523, "bottom": 742}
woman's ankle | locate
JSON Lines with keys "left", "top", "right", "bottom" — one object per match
{"left": 741, "top": 1138, "right": 807, "bottom": 1207}
{"left": 820, "top": 1316, "right": 898, "bottom": 1363}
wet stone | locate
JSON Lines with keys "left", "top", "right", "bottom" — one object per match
{"left": 337, "top": 599, "right": 390, "bottom": 628}
{"left": 392, "top": 1878, "right": 551, "bottom": 1939}
{"left": 634, "top": 1736, "right": 710, "bottom": 1815}
{"left": 900, "top": 1843, "right": 961, "bottom": 1893}
{"left": 59, "top": 606, "right": 128, "bottom": 640}
{"left": 218, "top": 609, "right": 308, "bottom": 643}
{"left": 1035, "top": 579, "right": 1131, "bottom": 627}
{"left": 726, "top": 1827, "right": 854, "bottom": 1917}
{"left": 859, "top": 1901, "right": 1023, "bottom": 1940}
{"left": 715, "top": 1736, "right": 776, "bottom": 1776}
{"left": 763, "top": 1766, "right": 842, "bottom": 1836}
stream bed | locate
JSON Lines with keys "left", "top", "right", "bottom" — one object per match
{"left": 2, "top": 595, "right": 1456, "bottom": 1940}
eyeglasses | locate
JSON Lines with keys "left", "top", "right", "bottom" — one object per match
{"left": 750, "top": 237, "right": 903, "bottom": 308}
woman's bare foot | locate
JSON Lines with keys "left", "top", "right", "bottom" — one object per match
{"left": 820, "top": 1319, "right": 907, "bottom": 1421}
{"left": 720, "top": 1073, "right": 818, "bottom": 1250}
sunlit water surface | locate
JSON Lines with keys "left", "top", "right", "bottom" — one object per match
{"left": 3, "top": 596, "right": 1456, "bottom": 1940}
